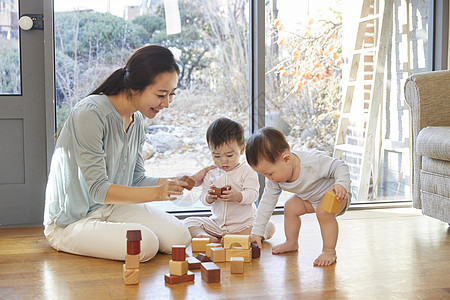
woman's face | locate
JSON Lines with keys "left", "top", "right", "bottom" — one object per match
{"left": 131, "top": 71, "right": 178, "bottom": 119}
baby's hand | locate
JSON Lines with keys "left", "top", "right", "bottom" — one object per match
{"left": 206, "top": 186, "right": 219, "bottom": 204}
{"left": 250, "top": 234, "right": 264, "bottom": 249}
{"left": 332, "top": 184, "right": 347, "bottom": 202}
{"left": 220, "top": 185, "right": 242, "bottom": 203}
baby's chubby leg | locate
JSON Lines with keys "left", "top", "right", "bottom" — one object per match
{"left": 314, "top": 196, "right": 348, "bottom": 266}
{"left": 273, "top": 195, "right": 315, "bottom": 254}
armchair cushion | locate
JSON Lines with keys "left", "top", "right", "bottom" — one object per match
{"left": 416, "top": 126, "right": 450, "bottom": 160}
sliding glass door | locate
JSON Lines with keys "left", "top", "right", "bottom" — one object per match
{"left": 54, "top": 0, "right": 250, "bottom": 212}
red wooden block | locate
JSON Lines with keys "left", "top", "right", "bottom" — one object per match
{"left": 164, "top": 271, "right": 195, "bottom": 284}
{"left": 127, "top": 241, "right": 140, "bottom": 255}
{"left": 126, "top": 230, "right": 142, "bottom": 242}
{"left": 201, "top": 262, "right": 220, "bottom": 283}
{"left": 211, "top": 186, "right": 230, "bottom": 196}
{"left": 196, "top": 253, "right": 212, "bottom": 262}
{"left": 172, "top": 245, "right": 186, "bottom": 261}
{"left": 251, "top": 242, "right": 260, "bottom": 259}
{"left": 181, "top": 175, "right": 195, "bottom": 190}
{"left": 187, "top": 256, "right": 201, "bottom": 270}
{"left": 126, "top": 230, "right": 142, "bottom": 255}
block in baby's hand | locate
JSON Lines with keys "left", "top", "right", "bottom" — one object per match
{"left": 322, "top": 190, "right": 341, "bottom": 214}
{"left": 210, "top": 185, "right": 230, "bottom": 197}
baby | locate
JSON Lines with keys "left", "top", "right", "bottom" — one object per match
{"left": 246, "top": 127, "right": 351, "bottom": 266}
{"left": 183, "top": 118, "right": 275, "bottom": 242}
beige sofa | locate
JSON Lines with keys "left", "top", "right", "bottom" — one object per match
{"left": 404, "top": 70, "right": 450, "bottom": 223}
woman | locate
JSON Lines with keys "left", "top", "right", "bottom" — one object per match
{"left": 44, "top": 45, "right": 213, "bottom": 261}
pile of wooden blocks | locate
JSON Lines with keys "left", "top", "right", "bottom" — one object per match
{"left": 123, "top": 230, "right": 141, "bottom": 285}
{"left": 191, "top": 235, "right": 260, "bottom": 276}
{"left": 164, "top": 245, "right": 195, "bottom": 284}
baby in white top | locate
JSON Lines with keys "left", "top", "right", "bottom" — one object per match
{"left": 183, "top": 118, "right": 275, "bottom": 243}
{"left": 246, "top": 127, "right": 351, "bottom": 266}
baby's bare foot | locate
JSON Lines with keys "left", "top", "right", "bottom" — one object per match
{"left": 272, "top": 241, "right": 298, "bottom": 254}
{"left": 313, "top": 251, "right": 337, "bottom": 266}
{"left": 196, "top": 234, "right": 220, "bottom": 243}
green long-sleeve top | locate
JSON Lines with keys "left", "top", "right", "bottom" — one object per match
{"left": 44, "top": 94, "right": 159, "bottom": 228}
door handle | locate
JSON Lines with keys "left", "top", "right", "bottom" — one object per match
{"left": 19, "top": 14, "right": 44, "bottom": 31}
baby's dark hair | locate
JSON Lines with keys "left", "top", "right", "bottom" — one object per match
{"left": 206, "top": 118, "right": 245, "bottom": 149}
{"left": 245, "top": 127, "right": 290, "bottom": 167}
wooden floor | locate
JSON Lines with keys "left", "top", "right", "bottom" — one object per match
{"left": 1, "top": 208, "right": 449, "bottom": 299}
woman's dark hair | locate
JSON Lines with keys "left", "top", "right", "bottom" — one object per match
{"left": 206, "top": 118, "right": 245, "bottom": 149}
{"left": 245, "top": 127, "right": 290, "bottom": 167}
{"left": 90, "top": 45, "right": 180, "bottom": 96}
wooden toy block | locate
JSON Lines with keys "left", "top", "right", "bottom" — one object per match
{"left": 211, "top": 186, "right": 229, "bottom": 196}
{"left": 322, "top": 190, "right": 341, "bottom": 214}
{"left": 195, "top": 253, "right": 212, "bottom": 262}
{"left": 200, "top": 262, "right": 220, "bottom": 283}
{"left": 126, "top": 230, "right": 142, "bottom": 241}
{"left": 172, "top": 245, "right": 186, "bottom": 261}
{"left": 164, "top": 271, "right": 195, "bottom": 284}
{"left": 169, "top": 260, "right": 188, "bottom": 276}
{"left": 211, "top": 247, "right": 226, "bottom": 263}
{"left": 226, "top": 247, "right": 252, "bottom": 262}
{"left": 206, "top": 243, "right": 222, "bottom": 257}
{"left": 223, "top": 234, "right": 250, "bottom": 250}
{"left": 181, "top": 175, "right": 195, "bottom": 190}
{"left": 230, "top": 257, "right": 244, "bottom": 274}
{"left": 187, "top": 256, "right": 201, "bottom": 270}
{"left": 123, "top": 264, "right": 139, "bottom": 285}
{"left": 125, "top": 254, "right": 140, "bottom": 269}
{"left": 251, "top": 242, "right": 260, "bottom": 259}
{"left": 126, "top": 230, "right": 142, "bottom": 255}
{"left": 191, "top": 238, "right": 210, "bottom": 252}
{"left": 127, "top": 241, "right": 140, "bottom": 255}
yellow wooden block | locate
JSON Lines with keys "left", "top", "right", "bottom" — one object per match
{"left": 206, "top": 243, "right": 222, "bottom": 257}
{"left": 191, "top": 238, "right": 210, "bottom": 252}
{"left": 211, "top": 247, "right": 226, "bottom": 263}
{"left": 169, "top": 260, "right": 188, "bottom": 276}
{"left": 123, "top": 264, "right": 139, "bottom": 285}
{"left": 223, "top": 234, "right": 250, "bottom": 250}
{"left": 125, "top": 254, "right": 140, "bottom": 269}
{"left": 230, "top": 257, "right": 244, "bottom": 274}
{"left": 322, "top": 190, "right": 341, "bottom": 214}
{"left": 225, "top": 247, "right": 252, "bottom": 262}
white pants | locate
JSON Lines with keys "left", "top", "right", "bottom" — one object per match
{"left": 44, "top": 204, "right": 191, "bottom": 262}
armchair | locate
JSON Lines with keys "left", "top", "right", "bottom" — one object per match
{"left": 404, "top": 70, "right": 450, "bottom": 223}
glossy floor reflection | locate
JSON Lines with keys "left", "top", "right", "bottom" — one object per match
{"left": 1, "top": 208, "right": 449, "bottom": 299}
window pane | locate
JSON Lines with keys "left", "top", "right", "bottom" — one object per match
{"left": 0, "top": 0, "right": 21, "bottom": 95}
{"left": 265, "top": 0, "right": 344, "bottom": 206}
{"left": 265, "top": 0, "right": 414, "bottom": 206}
{"left": 54, "top": 0, "right": 250, "bottom": 212}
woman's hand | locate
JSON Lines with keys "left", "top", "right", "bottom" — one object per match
{"left": 153, "top": 179, "right": 185, "bottom": 201}
{"left": 191, "top": 165, "right": 216, "bottom": 187}
{"left": 219, "top": 185, "right": 242, "bottom": 203}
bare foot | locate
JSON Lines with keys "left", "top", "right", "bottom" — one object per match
{"left": 272, "top": 241, "right": 298, "bottom": 254}
{"left": 196, "top": 234, "right": 220, "bottom": 243}
{"left": 313, "top": 251, "right": 337, "bottom": 266}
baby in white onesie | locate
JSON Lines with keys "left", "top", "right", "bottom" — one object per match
{"left": 183, "top": 118, "right": 275, "bottom": 243}
{"left": 246, "top": 127, "right": 351, "bottom": 267}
